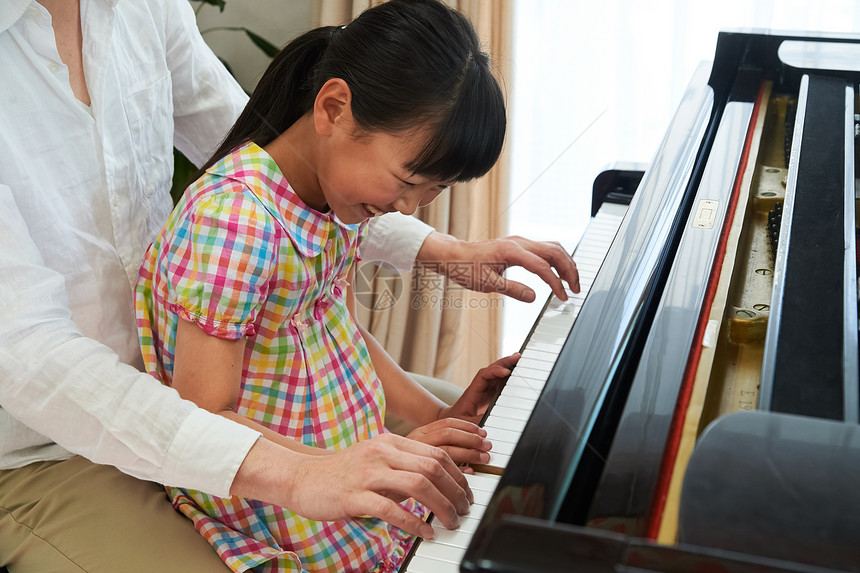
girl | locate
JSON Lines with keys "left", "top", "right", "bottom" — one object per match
{"left": 135, "top": 0, "right": 512, "bottom": 570}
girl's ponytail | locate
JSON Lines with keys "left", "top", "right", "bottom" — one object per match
{"left": 198, "top": 0, "right": 505, "bottom": 185}
{"left": 195, "top": 26, "right": 339, "bottom": 177}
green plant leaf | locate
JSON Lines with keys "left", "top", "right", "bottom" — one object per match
{"left": 217, "top": 55, "right": 234, "bottom": 78}
{"left": 171, "top": 148, "right": 197, "bottom": 205}
{"left": 198, "top": 0, "right": 226, "bottom": 12}
{"left": 244, "top": 29, "right": 279, "bottom": 58}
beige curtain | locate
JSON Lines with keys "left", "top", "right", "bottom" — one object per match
{"left": 315, "top": 0, "right": 512, "bottom": 388}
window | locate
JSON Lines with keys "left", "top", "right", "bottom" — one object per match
{"left": 503, "top": 0, "right": 860, "bottom": 354}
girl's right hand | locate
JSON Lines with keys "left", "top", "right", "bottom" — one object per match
{"left": 406, "top": 417, "right": 492, "bottom": 467}
{"left": 232, "top": 433, "right": 472, "bottom": 539}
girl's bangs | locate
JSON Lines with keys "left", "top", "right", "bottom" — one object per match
{"left": 404, "top": 68, "right": 506, "bottom": 183}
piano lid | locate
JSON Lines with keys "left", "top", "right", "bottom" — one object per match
{"left": 462, "top": 29, "right": 860, "bottom": 573}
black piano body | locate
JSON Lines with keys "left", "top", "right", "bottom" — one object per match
{"left": 462, "top": 30, "right": 860, "bottom": 573}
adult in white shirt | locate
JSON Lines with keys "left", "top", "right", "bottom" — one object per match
{"left": 0, "top": 0, "right": 579, "bottom": 570}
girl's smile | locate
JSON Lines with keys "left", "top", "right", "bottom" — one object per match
{"left": 266, "top": 79, "right": 452, "bottom": 225}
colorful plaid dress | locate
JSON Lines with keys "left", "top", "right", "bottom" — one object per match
{"left": 135, "top": 142, "right": 425, "bottom": 572}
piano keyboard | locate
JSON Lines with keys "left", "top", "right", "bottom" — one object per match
{"left": 401, "top": 202, "right": 627, "bottom": 572}
{"left": 479, "top": 202, "right": 627, "bottom": 472}
{"left": 403, "top": 473, "right": 501, "bottom": 573}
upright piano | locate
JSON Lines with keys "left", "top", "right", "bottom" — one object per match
{"left": 403, "top": 30, "right": 860, "bottom": 572}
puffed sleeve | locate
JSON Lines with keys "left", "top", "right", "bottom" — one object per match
{"left": 164, "top": 191, "right": 277, "bottom": 340}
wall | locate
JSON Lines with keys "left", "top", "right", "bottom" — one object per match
{"left": 194, "top": 0, "right": 314, "bottom": 92}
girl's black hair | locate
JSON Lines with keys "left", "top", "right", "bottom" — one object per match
{"left": 196, "top": 0, "right": 506, "bottom": 184}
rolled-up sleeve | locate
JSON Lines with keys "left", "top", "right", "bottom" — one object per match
{"left": 0, "top": 186, "right": 260, "bottom": 497}
{"left": 163, "top": 0, "right": 248, "bottom": 167}
{"left": 362, "top": 213, "right": 434, "bottom": 272}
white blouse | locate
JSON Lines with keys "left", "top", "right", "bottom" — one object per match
{"left": 0, "top": 0, "right": 433, "bottom": 497}
{"left": 0, "top": 0, "right": 266, "bottom": 497}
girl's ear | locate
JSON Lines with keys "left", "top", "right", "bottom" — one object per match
{"left": 313, "top": 78, "right": 353, "bottom": 137}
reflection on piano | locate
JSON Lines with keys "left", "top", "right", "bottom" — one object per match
{"left": 402, "top": 29, "right": 860, "bottom": 573}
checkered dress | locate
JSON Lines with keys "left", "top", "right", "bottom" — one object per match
{"left": 135, "top": 142, "right": 425, "bottom": 572}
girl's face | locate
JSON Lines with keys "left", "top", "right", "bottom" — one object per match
{"left": 319, "top": 126, "right": 452, "bottom": 225}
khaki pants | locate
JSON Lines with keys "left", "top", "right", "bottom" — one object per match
{"left": 0, "top": 456, "right": 229, "bottom": 573}
{"left": 0, "top": 374, "right": 461, "bottom": 572}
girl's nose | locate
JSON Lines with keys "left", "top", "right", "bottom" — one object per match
{"left": 393, "top": 191, "right": 420, "bottom": 216}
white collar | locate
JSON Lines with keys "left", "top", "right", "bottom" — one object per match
{"left": 0, "top": 0, "right": 121, "bottom": 35}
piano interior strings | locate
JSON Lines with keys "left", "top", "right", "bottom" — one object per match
{"left": 402, "top": 30, "right": 860, "bottom": 573}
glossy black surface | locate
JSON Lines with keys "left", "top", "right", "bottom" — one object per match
{"left": 459, "top": 30, "right": 860, "bottom": 573}
{"left": 680, "top": 411, "right": 860, "bottom": 571}
{"left": 585, "top": 95, "right": 756, "bottom": 535}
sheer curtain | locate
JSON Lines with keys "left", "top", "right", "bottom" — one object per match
{"left": 502, "top": 0, "right": 860, "bottom": 354}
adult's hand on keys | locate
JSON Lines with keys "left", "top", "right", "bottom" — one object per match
{"left": 416, "top": 232, "right": 580, "bottom": 302}
{"left": 231, "top": 434, "right": 473, "bottom": 539}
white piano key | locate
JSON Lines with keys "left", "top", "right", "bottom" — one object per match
{"left": 485, "top": 438, "right": 516, "bottom": 456}
{"left": 535, "top": 319, "right": 577, "bottom": 333}
{"left": 518, "top": 339, "right": 563, "bottom": 354}
{"left": 507, "top": 367, "right": 548, "bottom": 381}
{"left": 484, "top": 423, "right": 525, "bottom": 457}
{"left": 455, "top": 514, "right": 485, "bottom": 534}
{"left": 577, "top": 239, "right": 612, "bottom": 251}
{"left": 470, "top": 487, "right": 494, "bottom": 506}
{"left": 426, "top": 526, "right": 476, "bottom": 551}
{"left": 540, "top": 305, "right": 578, "bottom": 319}
{"left": 508, "top": 366, "right": 548, "bottom": 382}
{"left": 405, "top": 554, "right": 460, "bottom": 573}
{"left": 504, "top": 376, "right": 546, "bottom": 391}
{"left": 537, "top": 312, "right": 578, "bottom": 332}
{"left": 573, "top": 253, "right": 607, "bottom": 265}
{"left": 403, "top": 473, "right": 500, "bottom": 572}
{"left": 464, "top": 472, "right": 501, "bottom": 492}
{"left": 486, "top": 404, "right": 530, "bottom": 422}
{"left": 483, "top": 424, "right": 523, "bottom": 444}
{"left": 514, "top": 357, "right": 554, "bottom": 372}
{"left": 532, "top": 323, "right": 573, "bottom": 339}
{"left": 483, "top": 414, "right": 527, "bottom": 433}
{"left": 412, "top": 541, "right": 467, "bottom": 564}
{"left": 486, "top": 451, "right": 511, "bottom": 468}
{"left": 519, "top": 347, "right": 560, "bottom": 363}
{"left": 494, "top": 395, "right": 536, "bottom": 412}
{"left": 498, "top": 383, "right": 541, "bottom": 400}
{"left": 563, "top": 290, "right": 590, "bottom": 301}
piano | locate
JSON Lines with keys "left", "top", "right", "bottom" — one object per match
{"left": 402, "top": 29, "right": 860, "bottom": 573}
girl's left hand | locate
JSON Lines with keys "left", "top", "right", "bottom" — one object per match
{"left": 439, "top": 352, "right": 521, "bottom": 425}
{"left": 406, "top": 418, "right": 492, "bottom": 467}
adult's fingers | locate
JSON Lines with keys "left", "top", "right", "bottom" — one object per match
{"left": 486, "top": 274, "right": 536, "bottom": 302}
{"left": 519, "top": 237, "right": 580, "bottom": 294}
{"left": 500, "top": 244, "right": 570, "bottom": 300}
{"left": 380, "top": 436, "right": 474, "bottom": 510}
{"left": 354, "top": 491, "right": 436, "bottom": 539}
{"left": 376, "top": 466, "right": 469, "bottom": 531}
{"left": 505, "top": 237, "right": 580, "bottom": 297}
